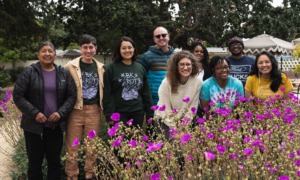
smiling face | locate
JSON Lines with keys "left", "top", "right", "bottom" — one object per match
{"left": 120, "top": 41, "right": 134, "bottom": 62}
{"left": 80, "top": 43, "right": 97, "bottom": 63}
{"left": 153, "top": 27, "right": 169, "bottom": 49}
{"left": 178, "top": 58, "right": 193, "bottom": 80}
{"left": 229, "top": 42, "right": 243, "bottom": 56}
{"left": 213, "top": 60, "right": 230, "bottom": 81}
{"left": 38, "top": 45, "right": 56, "bottom": 66}
{"left": 193, "top": 45, "right": 204, "bottom": 62}
{"left": 257, "top": 54, "right": 272, "bottom": 76}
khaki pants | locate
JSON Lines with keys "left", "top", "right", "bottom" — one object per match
{"left": 65, "top": 104, "right": 101, "bottom": 177}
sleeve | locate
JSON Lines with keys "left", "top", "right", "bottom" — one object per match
{"left": 155, "top": 79, "right": 172, "bottom": 118}
{"left": 13, "top": 67, "right": 40, "bottom": 118}
{"left": 200, "top": 82, "right": 210, "bottom": 101}
{"left": 244, "top": 76, "right": 253, "bottom": 92}
{"left": 57, "top": 70, "right": 77, "bottom": 120}
{"left": 141, "top": 68, "right": 154, "bottom": 119}
{"left": 103, "top": 65, "right": 116, "bottom": 122}
{"left": 138, "top": 53, "right": 150, "bottom": 72}
{"left": 282, "top": 74, "right": 293, "bottom": 92}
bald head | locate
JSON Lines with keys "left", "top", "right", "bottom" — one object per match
{"left": 153, "top": 26, "right": 170, "bottom": 51}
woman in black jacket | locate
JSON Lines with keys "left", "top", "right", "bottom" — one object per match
{"left": 13, "top": 41, "right": 77, "bottom": 180}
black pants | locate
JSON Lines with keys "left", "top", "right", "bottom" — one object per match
{"left": 119, "top": 111, "right": 144, "bottom": 128}
{"left": 24, "top": 127, "right": 63, "bottom": 180}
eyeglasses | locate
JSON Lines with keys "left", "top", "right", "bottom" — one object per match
{"left": 178, "top": 63, "right": 192, "bottom": 68}
{"left": 154, "top": 33, "right": 168, "bottom": 39}
{"left": 215, "top": 66, "right": 230, "bottom": 71}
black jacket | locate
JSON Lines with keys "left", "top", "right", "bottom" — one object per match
{"left": 13, "top": 62, "right": 77, "bottom": 135}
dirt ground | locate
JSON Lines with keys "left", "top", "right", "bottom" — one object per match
{"left": 0, "top": 133, "right": 13, "bottom": 179}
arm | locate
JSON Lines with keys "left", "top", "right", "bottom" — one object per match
{"left": 13, "top": 67, "right": 41, "bottom": 119}
{"left": 103, "top": 65, "right": 116, "bottom": 123}
{"left": 141, "top": 68, "right": 154, "bottom": 119}
{"left": 155, "top": 79, "right": 172, "bottom": 118}
{"left": 138, "top": 54, "right": 150, "bottom": 72}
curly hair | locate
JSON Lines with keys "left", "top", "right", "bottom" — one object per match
{"left": 191, "top": 42, "right": 211, "bottom": 80}
{"left": 166, "top": 50, "right": 198, "bottom": 93}
{"left": 208, "top": 56, "right": 231, "bottom": 76}
{"left": 249, "top": 51, "right": 282, "bottom": 92}
{"left": 112, "top": 36, "right": 138, "bottom": 63}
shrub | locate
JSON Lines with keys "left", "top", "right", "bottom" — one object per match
{"left": 0, "top": 68, "right": 11, "bottom": 88}
{"left": 9, "top": 67, "right": 24, "bottom": 83}
{"left": 69, "top": 92, "right": 300, "bottom": 179}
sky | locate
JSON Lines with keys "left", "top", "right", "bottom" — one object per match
{"left": 271, "top": 0, "right": 283, "bottom": 7}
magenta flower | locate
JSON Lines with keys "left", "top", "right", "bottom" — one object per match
{"left": 142, "top": 135, "right": 149, "bottom": 141}
{"left": 229, "top": 153, "right": 238, "bottom": 160}
{"left": 244, "top": 111, "right": 253, "bottom": 117}
{"left": 288, "top": 132, "right": 295, "bottom": 140}
{"left": 244, "top": 148, "right": 254, "bottom": 156}
{"left": 181, "top": 117, "right": 190, "bottom": 125}
{"left": 146, "top": 142, "right": 163, "bottom": 152}
{"left": 297, "top": 171, "right": 300, "bottom": 177}
{"left": 126, "top": 119, "right": 133, "bottom": 125}
{"left": 279, "top": 87, "right": 285, "bottom": 91}
{"left": 191, "top": 107, "right": 197, "bottom": 114}
{"left": 181, "top": 134, "right": 192, "bottom": 145}
{"left": 72, "top": 138, "right": 80, "bottom": 147}
{"left": 278, "top": 176, "right": 289, "bottom": 180}
{"left": 110, "top": 112, "right": 121, "bottom": 121}
{"left": 182, "top": 97, "right": 190, "bottom": 103}
{"left": 169, "top": 128, "right": 177, "bottom": 138}
{"left": 166, "top": 153, "right": 172, "bottom": 159}
{"left": 151, "top": 173, "right": 160, "bottom": 180}
{"left": 151, "top": 105, "right": 159, "bottom": 111}
{"left": 206, "top": 132, "right": 214, "bottom": 139}
{"left": 216, "top": 144, "right": 226, "bottom": 154}
{"left": 88, "top": 130, "right": 96, "bottom": 139}
{"left": 147, "top": 118, "right": 152, "bottom": 124}
{"left": 294, "top": 159, "right": 300, "bottom": 167}
{"left": 243, "top": 136, "right": 251, "bottom": 143}
{"left": 168, "top": 176, "right": 173, "bottom": 180}
{"left": 288, "top": 153, "right": 295, "bottom": 159}
{"left": 135, "top": 157, "right": 143, "bottom": 166}
{"left": 204, "top": 151, "right": 216, "bottom": 161}
{"left": 172, "top": 108, "right": 178, "bottom": 114}
{"left": 108, "top": 123, "right": 119, "bottom": 137}
{"left": 113, "top": 137, "right": 122, "bottom": 147}
{"left": 158, "top": 105, "right": 166, "bottom": 111}
{"left": 238, "top": 165, "right": 243, "bottom": 169}
{"left": 128, "top": 140, "right": 137, "bottom": 147}
{"left": 186, "top": 155, "right": 193, "bottom": 161}
{"left": 125, "top": 162, "right": 131, "bottom": 169}
{"left": 297, "top": 150, "right": 300, "bottom": 156}
{"left": 197, "top": 118, "right": 205, "bottom": 124}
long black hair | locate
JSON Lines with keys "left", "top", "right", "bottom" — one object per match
{"left": 249, "top": 51, "right": 282, "bottom": 92}
{"left": 191, "top": 42, "right": 211, "bottom": 80}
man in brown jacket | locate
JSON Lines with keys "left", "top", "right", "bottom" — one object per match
{"left": 64, "top": 34, "right": 104, "bottom": 180}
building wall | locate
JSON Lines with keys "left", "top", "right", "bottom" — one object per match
{"left": 0, "top": 55, "right": 113, "bottom": 69}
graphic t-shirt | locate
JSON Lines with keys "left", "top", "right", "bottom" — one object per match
{"left": 80, "top": 60, "right": 99, "bottom": 105}
{"left": 227, "top": 56, "right": 255, "bottom": 86}
{"left": 245, "top": 73, "right": 293, "bottom": 100}
{"left": 200, "top": 76, "right": 244, "bottom": 109}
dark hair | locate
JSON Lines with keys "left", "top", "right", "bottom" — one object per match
{"left": 79, "top": 34, "right": 97, "bottom": 46}
{"left": 167, "top": 50, "right": 198, "bottom": 93}
{"left": 191, "top": 42, "right": 211, "bottom": 80}
{"left": 209, "top": 56, "right": 230, "bottom": 76}
{"left": 249, "top": 51, "right": 282, "bottom": 92}
{"left": 227, "top": 36, "right": 244, "bottom": 49}
{"left": 38, "top": 41, "right": 55, "bottom": 54}
{"left": 112, "top": 36, "right": 138, "bottom": 63}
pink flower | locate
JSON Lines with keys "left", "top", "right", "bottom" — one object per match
{"left": 158, "top": 105, "right": 166, "bottom": 111}
{"left": 147, "top": 118, "right": 152, "bottom": 124}
{"left": 197, "top": 118, "right": 205, "bottom": 124}
{"left": 107, "top": 123, "right": 119, "bottom": 137}
{"left": 169, "top": 128, "right": 177, "bottom": 138}
{"left": 146, "top": 142, "right": 163, "bottom": 152}
{"left": 229, "top": 153, "right": 238, "bottom": 160}
{"left": 126, "top": 119, "right": 133, "bottom": 125}
{"left": 244, "top": 148, "right": 254, "bottom": 156}
{"left": 72, "top": 138, "right": 80, "bottom": 147}
{"left": 186, "top": 155, "right": 193, "bottom": 161}
{"left": 172, "top": 108, "right": 178, "bottom": 114}
{"left": 191, "top": 107, "right": 197, "bottom": 114}
{"left": 151, "top": 105, "right": 159, "bottom": 111}
{"left": 182, "top": 97, "right": 190, "bottom": 103}
{"left": 279, "top": 87, "right": 285, "bottom": 92}
{"left": 216, "top": 144, "right": 226, "bottom": 154}
{"left": 142, "top": 135, "right": 149, "bottom": 141}
{"left": 110, "top": 112, "right": 121, "bottom": 121}
{"left": 135, "top": 157, "right": 143, "bottom": 166}
{"left": 204, "top": 151, "right": 216, "bottom": 161}
{"left": 151, "top": 173, "right": 160, "bottom": 180}
{"left": 238, "top": 165, "right": 243, "bottom": 169}
{"left": 206, "top": 132, "right": 214, "bottom": 139}
{"left": 113, "top": 137, "right": 122, "bottom": 147}
{"left": 181, "top": 134, "right": 192, "bottom": 145}
{"left": 88, "top": 130, "right": 96, "bottom": 139}
{"left": 278, "top": 176, "right": 289, "bottom": 180}
{"left": 297, "top": 170, "right": 300, "bottom": 177}
{"left": 128, "top": 140, "right": 137, "bottom": 147}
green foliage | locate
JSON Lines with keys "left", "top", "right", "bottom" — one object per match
{"left": 0, "top": 68, "right": 11, "bottom": 87}
{"left": 9, "top": 67, "right": 24, "bottom": 83}
{"left": 10, "top": 137, "right": 27, "bottom": 180}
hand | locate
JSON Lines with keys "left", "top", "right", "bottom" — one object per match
{"left": 48, "top": 112, "right": 61, "bottom": 122}
{"left": 35, "top": 112, "right": 47, "bottom": 123}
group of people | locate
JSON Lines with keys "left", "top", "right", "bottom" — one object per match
{"left": 12, "top": 26, "right": 293, "bottom": 180}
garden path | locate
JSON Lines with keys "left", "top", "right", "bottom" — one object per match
{"left": 0, "top": 133, "right": 13, "bottom": 179}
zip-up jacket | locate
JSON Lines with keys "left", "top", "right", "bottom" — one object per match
{"left": 13, "top": 62, "right": 77, "bottom": 135}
